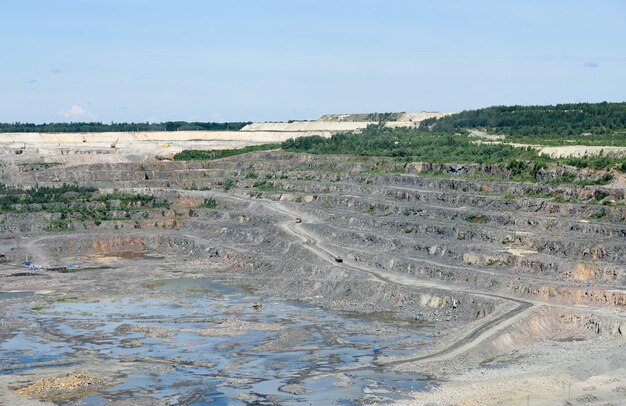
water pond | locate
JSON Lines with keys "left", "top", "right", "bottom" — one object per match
{"left": 1, "top": 279, "right": 434, "bottom": 404}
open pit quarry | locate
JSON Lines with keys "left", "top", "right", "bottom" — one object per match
{"left": 0, "top": 119, "right": 625, "bottom": 405}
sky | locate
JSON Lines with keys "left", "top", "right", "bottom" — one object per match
{"left": 1, "top": 0, "right": 625, "bottom": 123}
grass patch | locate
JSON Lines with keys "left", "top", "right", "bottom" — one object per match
{"left": 575, "top": 174, "right": 613, "bottom": 186}
{"left": 252, "top": 180, "right": 298, "bottom": 193}
{"left": 219, "top": 178, "right": 237, "bottom": 191}
{"left": 56, "top": 296, "right": 78, "bottom": 303}
{"left": 466, "top": 215, "right": 488, "bottom": 224}
{"left": 199, "top": 198, "right": 218, "bottom": 209}
{"left": 45, "top": 219, "right": 74, "bottom": 232}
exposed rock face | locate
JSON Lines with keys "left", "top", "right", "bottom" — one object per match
{"left": 1, "top": 148, "right": 625, "bottom": 405}
{"left": 2, "top": 152, "right": 625, "bottom": 311}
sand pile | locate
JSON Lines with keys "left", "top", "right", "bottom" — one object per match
{"left": 15, "top": 371, "right": 112, "bottom": 400}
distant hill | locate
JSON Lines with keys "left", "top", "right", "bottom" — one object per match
{"left": 422, "top": 102, "right": 626, "bottom": 140}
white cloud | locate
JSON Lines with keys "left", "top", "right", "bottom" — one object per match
{"left": 57, "top": 105, "right": 98, "bottom": 120}
{"left": 68, "top": 105, "right": 85, "bottom": 115}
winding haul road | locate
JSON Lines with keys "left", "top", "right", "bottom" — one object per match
{"left": 20, "top": 190, "right": 536, "bottom": 369}
{"left": 25, "top": 188, "right": 618, "bottom": 372}
{"left": 28, "top": 187, "right": 625, "bottom": 371}
{"left": 209, "top": 192, "right": 537, "bottom": 369}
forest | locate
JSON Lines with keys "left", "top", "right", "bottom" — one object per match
{"left": 421, "top": 102, "right": 626, "bottom": 145}
{"left": 280, "top": 124, "right": 626, "bottom": 174}
{"left": 0, "top": 121, "right": 250, "bottom": 133}
{"left": 281, "top": 125, "right": 544, "bottom": 164}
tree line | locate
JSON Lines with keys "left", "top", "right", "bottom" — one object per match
{"left": 280, "top": 124, "right": 626, "bottom": 173}
{"left": 421, "top": 102, "right": 626, "bottom": 145}
{"left": 0, "top": 121, "right": 250, "bottom": 133}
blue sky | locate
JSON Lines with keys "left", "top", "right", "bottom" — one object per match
{"left": 1, "top": 0, "right": 625, "bottom": 123}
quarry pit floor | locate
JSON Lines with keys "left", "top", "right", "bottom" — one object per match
{"left": 0, "top": 151, "right": 625, "bottom": 405}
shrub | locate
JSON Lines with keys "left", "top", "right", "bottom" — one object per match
{"left": 200, "top": 198, "right": 218, "bottom": 209}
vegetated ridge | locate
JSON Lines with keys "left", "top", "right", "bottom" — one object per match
{"left": 0, "top": 121, "right": 251, "bottom": 133}
{"left": 421, "top": 101, "right": 626, "bottom": 145}
{"left": 277, "top": 102, "right": 626, "bottom": 176}
{"left": 173, "top": 144, "right": 280, "bottom": 161}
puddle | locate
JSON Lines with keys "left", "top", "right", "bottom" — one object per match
{"left": 3, "top": 279, "right": 434, "bottom": 404}
{"left": 482, "top": 362, "right": 508, "bottom": 369}
{"left": 0, "top": 291, "right": 34, "bottom": 300}
{"left": 480, "top": 354, "right": 521, "bottom": 370}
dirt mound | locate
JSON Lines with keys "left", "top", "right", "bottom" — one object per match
{"left": 15, "top": 371, "right": 113, "bottom": 400}
{"left": 539, "top": 145, "right": 626, "bottom": 158}
{"left": 90, "top": 236, "right": 147, "bottom": 253}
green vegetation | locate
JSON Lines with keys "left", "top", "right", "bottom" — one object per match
{"left": 173, "top": 144, "right": 280, "bottom": 161}
{"left": 199, "top": 198, "right": 218, "bottom": 209}
{"left": 220, "top": 178, "right": 237, "bottom": 191}
{"left": 543, "top": 172, "right": 613, "bottom": 186}
{"left": 0, "top": 121, "right": 250, "bottom": 133}
{"left": 56, "top": 296, "right": 78, "bottom": 302}
{"left": 0, "top": 184, "right": 170, "bottom": 229}
{"left": 594, "top": 190, "right": 610, "bottom": 201}
{"left": 422, "top": 102, "right": 626, "bottom": 146}
{"left": 552, "top": 195, "right": 577, "bottom": 204}
{"left": 93, "top": 191, "right": 161, "bottom": 204}
{"left": 282, "top": 126, "right": 548, "bottom": 164}
{"left": 575, "top": 174, "right": 613, "bottom": 186}
{"left": 466, "top": 215, "right": 488, "bottom": 224}
{"left": 545, "top": 172, "right": 577, "bottom": 185}
{"left": 561, "top": 156, "right": 626, "bottom": 170}
{"left": 45, "top": 218, "right": 74, "bottom": 232}
{"left": 282, "top": 107, "right": 626, "bottom": 179}
{"left": 252, "top": 180, "right": 296, "bottom": 193}
{"left": 0, "top": 184, "right": 97, "bottom": 209}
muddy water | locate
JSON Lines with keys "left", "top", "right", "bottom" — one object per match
{"left": 1, "top": 279, "right": 434, "bottom": 404}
